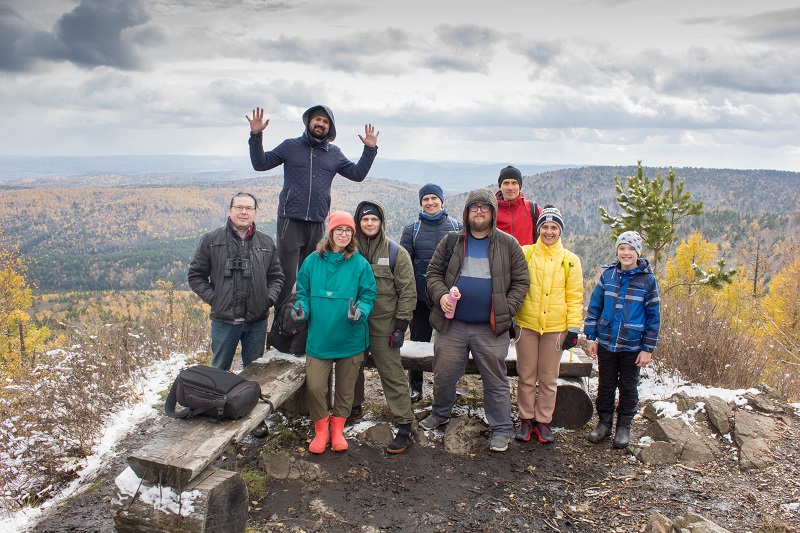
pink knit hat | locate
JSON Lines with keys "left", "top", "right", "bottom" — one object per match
{"left": 326, "top": 210, "right": 356, "bottom": 234}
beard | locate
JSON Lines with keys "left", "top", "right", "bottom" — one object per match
{"left": 469, "top": 217, "right": 492, "bottom": 233}
{"left": 309, "top": 126, "right": 328, "bottom": 140}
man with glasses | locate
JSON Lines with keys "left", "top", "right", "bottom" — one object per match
{"left": 419, "top": 188, "right": 529, "bottom": 452}
{"left": 189, "top": 192, "right": 284, "bottom": 372}
{"left": 247, "top": 105, "right": 379, "bottom": 310}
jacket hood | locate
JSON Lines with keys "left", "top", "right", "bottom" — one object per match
{"left": 302, "top": 104, "right": 337, "bottom": 142}
{"left": 354, "top": 199, "right": 387, "bottom": 246}
{"left": 462, "top": 188, "right": 498, "bottom": 231}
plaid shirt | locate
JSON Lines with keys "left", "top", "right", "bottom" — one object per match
{"left": 584, "top": 259, "right": 660, "bottom": 353}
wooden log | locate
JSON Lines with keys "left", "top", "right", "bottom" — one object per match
{"left": 398, "top": 342, "right": 593, "bottom": 378}
{"left": 128, "top": 357, "right": 304, "bottom": 490}
{"left": 112, "top": 466, "right": 248, "bottom": 533}
{"left": 551, "top": 378, "right": 594, "bottom": 429}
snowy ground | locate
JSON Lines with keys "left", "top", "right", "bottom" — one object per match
{"left": 0, "top": 347, "right": 787, "bottom": 533}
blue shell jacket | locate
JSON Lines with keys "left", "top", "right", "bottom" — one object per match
{"left": 249, "top": 105, "right": 377, "bottom": 223}
{"left": 399, "top": 211, "right": 460, "bottom": 302}
{"left": 583, "top": 258, "right": 661, "bottom": 353}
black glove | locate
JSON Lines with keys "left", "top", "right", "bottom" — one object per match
{"left": 290, "top": 302, "right": 306, "bottom": 322}
{"left": 561, "top": 330, "right": 579, "bottom": 351}
{"left": 347, "top": 298, "right": 362, "bottom": 322}
{"left": 389, "top": 320, "right": 409, "bottom": 349}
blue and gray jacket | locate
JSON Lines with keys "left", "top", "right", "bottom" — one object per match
{"left": 249, "top": 105, "right": 378, "bottom": 223}
{"left": 399, "top": 210, "right": 460, "bottom": 302}
{"left": 584, "top": 258, "right": 661, "bottom": 353}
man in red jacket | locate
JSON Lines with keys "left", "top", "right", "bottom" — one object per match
{"left": 495, "top": 165, "right": 541, "bottom": 246}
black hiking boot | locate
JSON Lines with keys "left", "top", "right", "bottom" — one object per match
{"left": 613, "top": 426, "right": 631, "bottom": 449}
{"left": 251, "top": 420, "right": 269, "bottom": 438}
{"left": 588, "top": 420, "right": 612, "bottom": 444}
{"left": 409, "top": 372, "right": 423, "bottom": 403}
{"left": 347, "top": 405, "right": 363, "bottom": 423}
{"left": 386, "top": 424, "right": 413, "bottom": 454}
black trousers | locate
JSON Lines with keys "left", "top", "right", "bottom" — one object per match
{"left": 596, "top": 346, "right": 641, "bottom": 427}
{"left": 408, "top": 300, "right": 433, "bottom": 385}
{"left": 275, "top": 217, "right": 324, "bottom": 309}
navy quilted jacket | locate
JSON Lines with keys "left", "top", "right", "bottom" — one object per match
{"left": 399, "top": 211, "right": 460, "bottom": 302}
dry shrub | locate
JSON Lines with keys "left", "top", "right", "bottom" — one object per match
{"left": 0, "top": 296, "right": 209, "bottom": 511}
{"left": 657, "top": 291, "right": 768, "bottom": 390}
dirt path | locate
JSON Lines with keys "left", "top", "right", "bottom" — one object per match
{"left": 30, "top": 372, "right": 800, "bottom": 533}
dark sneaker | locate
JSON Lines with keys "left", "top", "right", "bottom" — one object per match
{"left": 515, "top": 419, "right": 534, "bottom": 442}
{"left": 489, "top": 434, "right": 510, "bottom": 452}
{"left": 385, "top": 425, "right": 413, "bottom": 454}
{"left": 534, "top": 422, "right": 554, "bottom": 443}
{"left": 419, "top": 414, "right": 448, "bottom": 431}
{"left": 347, "top": 405, "right": 363, "bottom": 423}
{"left": 250, "top": 420, "right": 269, "bottom": 438}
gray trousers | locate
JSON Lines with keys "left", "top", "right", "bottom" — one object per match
{"left": 431, "top": 319, "right": 513, "bottom": 437}
{"left": 354, "top": 335, "right": 415, "bottom": 425}
{"left": 305, "top": 353, "right": 364, "bottom": 421}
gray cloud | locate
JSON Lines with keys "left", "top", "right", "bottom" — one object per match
{"left": 0, "top": 0, "right": 156, "bottom": 71}
{"left": 420, "top": 24, "right": 501, "bottom": 73}
{"left": 253, "top": 28, "right": 413, "bottom": 74}
{"left": 730, "top": 7, "right": 800, "bottom": 42}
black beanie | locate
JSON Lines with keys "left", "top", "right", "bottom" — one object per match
{"left": 498, "top": 165, "right": 523, "bottom": 188}
{"left": 357, "top": 202, "right": 382, "bottom": 223}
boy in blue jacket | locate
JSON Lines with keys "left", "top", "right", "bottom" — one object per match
{"left": 583, "top": 231, "right": 661, "bottom": 449}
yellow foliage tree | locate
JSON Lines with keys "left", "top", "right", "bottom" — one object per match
{"left": 761, "top": 256, "right": 800, "bottom": 363}
{"left": 0, "top": 236, "right": 49, "bottom": 376}
{"left": 664, "top": 233, "right": 720, "bottom": 298}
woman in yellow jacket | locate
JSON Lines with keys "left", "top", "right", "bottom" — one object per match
{"left": 514, "top": 206, "right": 583, "bottom": 444}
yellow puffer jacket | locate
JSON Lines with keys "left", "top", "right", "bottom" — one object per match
{"left": 515, "top": 238, "right": 583, "bottom": 333}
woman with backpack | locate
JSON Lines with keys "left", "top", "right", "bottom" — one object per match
{"left": 292, "top": 211, "right": 376, "bottom": 454}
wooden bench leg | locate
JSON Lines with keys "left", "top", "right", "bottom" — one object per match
{"left": 111, "top": 466, "right": 248, "bottom": 533}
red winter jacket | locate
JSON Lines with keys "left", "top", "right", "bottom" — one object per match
{"left": 495, "top": 191, "right": 540, "bottom": 245}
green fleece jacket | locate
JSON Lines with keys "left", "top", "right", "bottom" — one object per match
{"left": 295, "top": 249, "right": 376, "bottom": 359}
{"left": 354, "top": 199, "right": 416, "bottom": 336}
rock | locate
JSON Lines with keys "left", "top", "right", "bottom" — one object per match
{"left": 704, "top": 396, "right": 732, "bottom": 435}
{"left": 743, "top": 392, "right": 789, "bottom": 414}
{"left": 673, "top": 511, "right": 732, "bottom": 532}
{"left": 733, "top": 410, "right": 778, "bottom": 470}
{"left": 442, "top": 416, "right": 487, "bottom": 455}
{"left": 645, "top": 510, "right": 673, "bottom": 533}
{"left": 670, "top": 390, "right": 696, "bottom": 412}
{"left": 632, "top": 440, "right": 677, "bottom": 466}
{"left": 412, "top": 419, "right": 429, "bottom": 447}
{"left": 642, "top": 401, "right": 660, "bottom": 421}
{"left": 644, "top": 418, "right": 714, "bottom": 466}
{"left": 259, "top": 451, "right": 329, "bottom": 481}
{"left": 358, "top": 422, "right": 395, "bottom": 446}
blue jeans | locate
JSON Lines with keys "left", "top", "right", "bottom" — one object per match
{"left": 431, "top": 319, "right": 512, "bottom": 437}
{"left": 210, "top": 319, "right": 267, "bottom": 370}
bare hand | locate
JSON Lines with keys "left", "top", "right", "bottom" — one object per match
{"left": 636, "top": 351, "right": 652, "bottom": 367}
{"left": 358, "top": 124, "right": 379, "bottom": 147}
{"left": 586, "top": 341, "right": 598, "bottom": 359}
{"left": 439, "top": 293, "right": 454, "bottom": 315}
{"left": 246, "top": 107, "right": 269, "bottom": 134}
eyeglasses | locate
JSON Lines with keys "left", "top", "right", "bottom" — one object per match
{"left": 468, "top": 204, "right": 492, "bottom": 213}
{"left": 333, "top": 227, "right": 354, "bottom": 236}
{"left": 231, "top": 205, "right": 256, "bottom": 212}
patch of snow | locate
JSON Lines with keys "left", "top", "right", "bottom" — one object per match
{"left": 115, "top": 467, "right": 200, "bottom": 516}
{"left": 0, "top": 351, "right": 193, "bottom": 533}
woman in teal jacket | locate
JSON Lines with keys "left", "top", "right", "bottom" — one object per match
{"left": 294, "top": 210, "right": 376, "bottom": 454}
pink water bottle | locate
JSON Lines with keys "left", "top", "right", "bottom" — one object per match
{"left": 444, "top": 286, "right": 461, "bottom": 319}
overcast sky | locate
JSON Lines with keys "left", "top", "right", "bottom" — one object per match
{"left": 1, "top": 0, "right": 799, "bottom": 170}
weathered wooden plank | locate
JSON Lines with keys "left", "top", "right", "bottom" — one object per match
{"left": 398, "top": 342, "right": 593, "bottom": 378}
{"left": 551, "top": 378, "right": 594, "bottom": 429}
{"left": 112, "top": 466, "right": 248, "bottom": 533}
{"left": 128, "top": 357, "right": 305, "bottom": 489}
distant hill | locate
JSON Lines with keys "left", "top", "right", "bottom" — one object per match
{"left": 0, "top": 163, "right": 797, "bottom": 292}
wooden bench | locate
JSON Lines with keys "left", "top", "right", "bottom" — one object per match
{"left": 398, "top": 341, "right": 595, "bottom": 430}
{"left": 112, "top": 356, "right": 305, "bottom": 533}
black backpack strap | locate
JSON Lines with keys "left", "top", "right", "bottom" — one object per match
{"left": 530, "top": 201, "right": 540, "bottom": 243}
{"left": 443, "top": 232, "right": 458, "bottom": 263}
{"left": 164, "top": 376, "right": 190, "bottom": 419}
{"left": 388, "top": 239, "right": 399, "bottom": 273}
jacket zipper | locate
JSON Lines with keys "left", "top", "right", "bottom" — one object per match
{"left": 306, "top": 147, "right": 313, "bottom": 220}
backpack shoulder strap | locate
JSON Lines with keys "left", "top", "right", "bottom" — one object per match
{"left": 388, "top": 239, "right": 399, "bottom": 273}
{"left": 164, "top": 374, "right": 190, "bottom": 419}
{"left": 530, "top": 201, "right": 540, "bottom": 243}
{"left": 443, "top": 232, "right": 458, "bottom": 262}
{"left": 412, "top": 220, "right": 421, "bottom": 246}
{"left": 449, "top": 217, "right": 458, "bottom": 231}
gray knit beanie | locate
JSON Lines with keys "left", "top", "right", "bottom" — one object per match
{"left": 616, "top": 231, "right": 643, "bottom": 256}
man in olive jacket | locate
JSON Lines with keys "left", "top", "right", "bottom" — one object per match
{"left": 188, "top": 192, "right": 284, "bottom": 371}
{"left": 352, "top": 200, "right": 417, "bottom": 454}
{"left": 419, "top": 188, "right": 529, "bottom": 452}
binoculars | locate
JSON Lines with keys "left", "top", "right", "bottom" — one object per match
{"left": 224, "top": 257, "right": 252, "bottom": 278}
